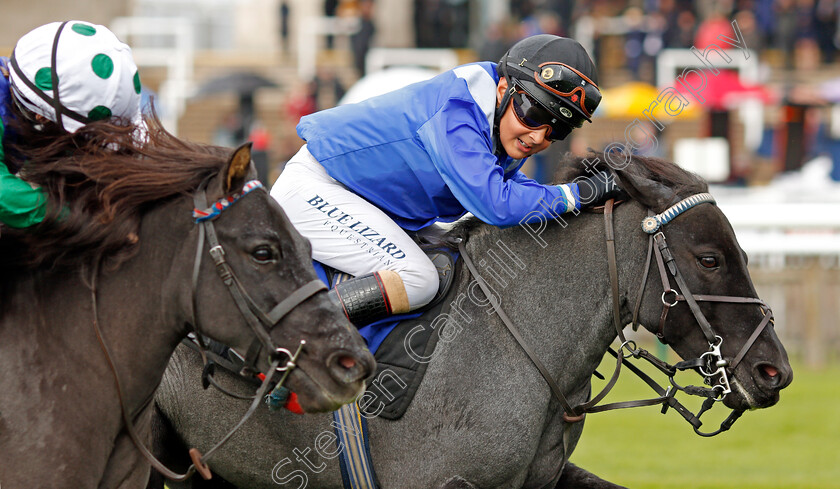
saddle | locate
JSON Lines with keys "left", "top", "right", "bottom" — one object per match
{"left": 316, "top": 248, "right": 461, "bottom": 420}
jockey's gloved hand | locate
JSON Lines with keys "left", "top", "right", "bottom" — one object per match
{"left": 576, "top": 170, "right": 628, "bottom": 208}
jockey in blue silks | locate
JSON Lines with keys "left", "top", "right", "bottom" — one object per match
{"left": 0, "top": 21, "right": 142, "bottom": 231}
{"left": 271, "top": 34, "right": 622, "bottom": 327}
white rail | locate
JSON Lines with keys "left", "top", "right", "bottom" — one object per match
{"left": 715, "top": 192, "right": 840, "bottom": 261}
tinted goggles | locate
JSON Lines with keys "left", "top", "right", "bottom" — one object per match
{"left": 510, "top": 89, "right": 572, "bottom": 141}
{"left": 533, "top": 62, "right": 601, "bottom": 118}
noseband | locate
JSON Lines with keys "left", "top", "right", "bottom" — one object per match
{"left": 92, "top": 178, "right": 326, "bottom": 482}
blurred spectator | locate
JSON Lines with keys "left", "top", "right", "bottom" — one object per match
{"left": 414, "top": 0, "right": 470, "bottom": 48}
{"left": 622, "top": 6, "right": 647, "bottom": 80}
{"left": 324, "top": 0, "right": 339, "bottom": 50}
{"left": 414, "top": 0, "right": 445, "bottom": 48}
{"left": 643, "top": 11, "right": 666, "bottom": 81}
{"left": 447, "top": 0, "right": 471, "bottom": 47}
{"left": 283, "top": 81, "right": 317, "bottom": 125}
{"left": 351, "top": 0, "right": 376, "bottom": 77}
{"left": 794, "top": 0, "right": 818, "bottom": 42}
{"left": 617, "top": 5, "right": 664, "bottom": 83}
{"left": 793, "top": 0, "right": 822, "bottom": 70}
{"left": 694, "top": 7, "right": 735, "bottom": 49}
{"left": 279, "top": 1, "right": 290, "bottom": 54}
{"left": 814, "top": 0, "right": 837, "bottom": 63}
{"left": 695, "top": 0, "right": 734, "bottom": 22}
{"left": 774, "top": 0, "right": 798, "bottom": 68}
{"left": 510, "top": 0, "right": 537, "bottom": 21}
{"left": 662, "top": 0, "right": 698, "bottom": 48}
{"left": 629, "top": 119, "right": 667, "bottom": 158}
{"left": 751, "top": 0, "right": 777, "bottom": 47}
{"left": 554, "top": 0, "right": 576, "bottom": 36}
{"left": 311, "top": 67, "right": 346, "bottom": 110}
{"left": 477, "top": 20, "right": 514, "bottom": 62}
{"left": 733, "top": 10, "right": 764, "bottom": 53}
{"left": 248, "top": 121, "right": 272, "bottom": 185}
{"left": 249, "top": 121, "right": 271, "bottom": 152}
{"left": 213, "top": 112, "right": 242, "bottom": 147}
{"left": 538, "top": 9, "right": 564, "bottom": 36}
{"left": 520, "top": 8, "right": 563, "bottom": 38}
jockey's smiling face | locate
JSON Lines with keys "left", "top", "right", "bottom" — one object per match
{"left": 495, "top": 77, "right": 552, "bottom": 160}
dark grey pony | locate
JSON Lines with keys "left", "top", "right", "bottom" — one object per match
{"left": 151, "top": 153, "right": 792, "bottom": 488}
{"left": 0, "top": 136, "right": 375, "bottom": 488}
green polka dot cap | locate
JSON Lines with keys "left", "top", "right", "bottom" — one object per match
{"left": 8, "top": 20, "right": 142, "bottom": 133}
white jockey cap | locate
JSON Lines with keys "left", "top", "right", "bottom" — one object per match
{"left": 8, "top": 20, "right": 143, "bottom": 133}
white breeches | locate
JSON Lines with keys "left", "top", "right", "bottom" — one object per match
{"left": 270, "top": 145, "right": 438, "bottom": 310}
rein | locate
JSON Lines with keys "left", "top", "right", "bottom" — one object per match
{"left": 91, "top": 178, "right": 326, "bottom": 481}
{"left": 459, "top": 194, "right": 774, "bottom": 437}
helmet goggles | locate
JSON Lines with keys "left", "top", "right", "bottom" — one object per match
{"left": 532, "top": 61, "right": 601, "bottom": 119}
{"left": 510, "top": 87, "right": 572, "bottom": 141}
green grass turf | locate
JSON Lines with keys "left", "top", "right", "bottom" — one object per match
{"left": 570, "top": 357, "right": 840, "bottom": 489}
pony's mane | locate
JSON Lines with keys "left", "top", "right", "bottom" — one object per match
{"left": 1, "top": 116, "right": 232, "bottom": 271}
{"left": 448, "top": 150, "right": 709, "bottom": 242}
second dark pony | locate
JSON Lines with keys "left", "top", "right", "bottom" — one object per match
{"left": 0, "top": 119, "right": 375, "bottom": 487}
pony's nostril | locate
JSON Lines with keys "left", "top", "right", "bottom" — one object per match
{"left": 338, "top": 355, "right": 357, "bottom": 370}
{"left": 327, "top": 351, "right": 366, "bottom": 384}
{"left": 757, "top": 363, "right": 782, "bottom": 388}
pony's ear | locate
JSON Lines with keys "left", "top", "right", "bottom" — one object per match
{"left": 614, "top": 166, "right": 678, "bottom": 211}
{"left": 225, "top": 142, "right": 253, "bottom": 193}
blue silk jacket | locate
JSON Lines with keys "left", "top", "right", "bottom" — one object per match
{"left": 297, "top": 62, "right": 580, "bottom": 231}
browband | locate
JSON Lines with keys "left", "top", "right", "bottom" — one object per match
{"left": 641, "top": 192, "right": 716, "bottom": 234}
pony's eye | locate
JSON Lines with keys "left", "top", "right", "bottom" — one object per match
{"left": 699, "top": 256, "right": 718, "bottom": 269}
{"left": 252, "top": 246, "right": 275, "bottom": 263}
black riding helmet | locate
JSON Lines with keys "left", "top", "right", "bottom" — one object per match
{"left": 495, "top": 35, "right": 601, "bottom": 148}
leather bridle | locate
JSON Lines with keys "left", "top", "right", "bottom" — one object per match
{"left": 460, "top": 194, "right": 775, "bottom": 437}
{"left": 634, "top": 196, "right": 775, "bottom": 398}
{"left": 190, "top": 179, "right": 327, "bottom": 376}
{"left": 91, "top": 178, "right": 327, "bottom": 481}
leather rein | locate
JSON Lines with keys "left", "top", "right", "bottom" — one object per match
{"left": 459, "top": 194, "right": 774, "bottom": 437}
{"left": 91, "top": 179, "right": 326, "bottom": 481}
